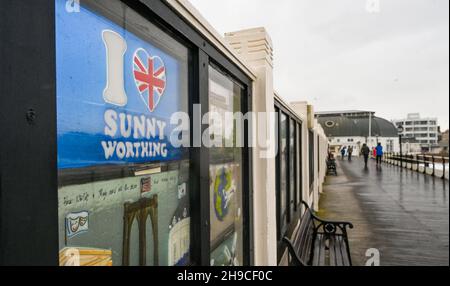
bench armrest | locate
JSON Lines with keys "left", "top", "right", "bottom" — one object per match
{"left": 310, "top": 213, "right": 354, "bottom": 230}
{"left": 282, "top": 237, "right": 307, "bottom": 267}
{"left": 301, "top": 201, "right": 354, "bottom": 234}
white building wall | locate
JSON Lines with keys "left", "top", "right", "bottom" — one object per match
{"left": 292, "top": 104, "right": 328, "bottom": 211}
{"left": 224, "top": 28, "right": 277, "bottom": 266}
{"left": 316, "top": 124, "right": 328, "bottom": 197}
{"left": 168, "top": 0, "right": 331, "bottom": 266}
{"left": 329, "top": 136, "right": 400, "bottom": 155}
{"left": 291, "top": 102, "right": 312, "bottom": 209}
{"left": 402, "top": 142, "right": 423, "bottom": 154}
{"left": 312, "top": 120, "right": 328, "bottom": 209}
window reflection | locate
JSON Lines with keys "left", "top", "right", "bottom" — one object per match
{"left": 208, "top": 66, "right": 244, "bottom": 266}
{"left": 56, "top": 0, "right": 190, "bottom": 266}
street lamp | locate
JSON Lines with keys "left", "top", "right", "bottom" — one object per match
{"left": 398, "top": 125, "right": 404, "bottom": 168}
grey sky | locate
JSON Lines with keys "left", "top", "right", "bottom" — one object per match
{"left": 188, "top": 0, "right": 449, "bottom": 130}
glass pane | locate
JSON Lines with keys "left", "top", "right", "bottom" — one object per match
{"left": 209, "top": 66, "right": 244, "bottom": 266}
{"left": 274, "top": 107, "right": 281, "bottom": 237}
{"left": 309, "top": 130, "right": 315, "bottom": 193}
{"left": 289, "top": 119, "right": 295, "bottom": 217}
{"left": 280, "top": 113, "right": 288, "bottom": 230}
{"left": 56, "top": 0, "right": 190, "bottom": 266}
{"left": 297, "top": 123, "right": 302, "bottom": 208}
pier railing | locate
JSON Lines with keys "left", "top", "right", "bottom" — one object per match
{"left": 383, "top": 153, "right": 449, "bottom": 180}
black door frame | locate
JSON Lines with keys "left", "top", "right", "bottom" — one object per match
{"left": 0, "top": 0, "right": 253, "bottom": 266}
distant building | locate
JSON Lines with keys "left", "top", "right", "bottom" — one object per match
{"left": 441, "top": 129, "right": 449, "bottom": 142}
{"left": 401, "top": 137, "right": 423, "bottom": 154}
{"left": 436, "top": 129, "right": 449, "bottom": 155}
{"left": 392, "top": 113, "right": 439, "bottom": 152}
{"left": 316, "top": 110, "right": 399, "bottom": 156}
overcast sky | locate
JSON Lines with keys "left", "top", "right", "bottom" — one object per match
{"left": 188, "top": 0, "right": 449, "bottom": 130}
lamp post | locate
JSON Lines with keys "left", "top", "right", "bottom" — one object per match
{"left": 398, "top": 125, "right": 404, "bottom": 169}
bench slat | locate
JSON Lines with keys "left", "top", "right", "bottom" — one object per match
{"left": 294, "top": 211, "right": 309, "bottom": 247}
{"left": 334, "top": 236, "right": 345, "bottom": 266}
{"left": 303, "top": 223, "right": 315, "bottom": 264}
{"left": 329, "top": 235, "right": 336, "bottom": 266}
{"left": 312, "top": 234, "right": 326, "bottom": 266}
{"left": 338, "top": 236, "right": 351, "bottom": 266}
{"left": 295, "top": 212, "right": 314, "bottom": 263}
{"left": 312, "top": 234, "right": 320, "bottom": 266}
{"left": 319, "top": 234, "right": 326, "bottom": 266}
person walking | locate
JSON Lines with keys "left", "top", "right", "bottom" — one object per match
{"left": 340, "top": 146, "right": 347, "bottom": 160}
{"left": 348, "top": 146, "right": 353, "bottom": 161}
{"left": 376, "top": 143, "right": 384, "bottom": 166}
{"left": 361, "top": 143, "right": 370, "bottom": 168}
{"left": 372, "top": 147, "right": 377, "bottom": 160}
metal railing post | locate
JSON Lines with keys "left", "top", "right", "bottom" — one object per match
{"left": 416, "top": 154, "right": 419, "bottom": 172}
{"left": 431, "top": 156, "right": 435, "bottom": 177}
{"left": 424, "top": 155, "right": 427, "bottom": 175}
{"left": 443, "top": 157, "right": 446, "bottom": 180}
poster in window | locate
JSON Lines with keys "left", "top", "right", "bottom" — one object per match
{"left": 209, "top": 163, "right": 241, "bottom": 245}
{"left": 56, "top": 0, "right": 188, "bottom": 170}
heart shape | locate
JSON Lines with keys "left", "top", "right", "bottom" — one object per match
{"left": 132, "top": 48, "right": 166, "bottom": 113}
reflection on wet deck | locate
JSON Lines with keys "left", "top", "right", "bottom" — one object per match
{"left": 319, "top": 157, "right": 449, "bottom": 266}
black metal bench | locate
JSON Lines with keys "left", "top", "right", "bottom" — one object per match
{"left": 283, "top": 202, "right": 353, "bottom": 266}
{"left": 326, "top": 158, "right": 337, "bottom": 176}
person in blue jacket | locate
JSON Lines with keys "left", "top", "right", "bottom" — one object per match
{"left": 376, "top": 143, "right": 383, "bottom": 165}
{"left": 340, "top": 146, "right": 347, "bottom": 160}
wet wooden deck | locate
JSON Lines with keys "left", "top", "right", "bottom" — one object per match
{"left": 318, "top": 157, "right": 449, "bottom": 266}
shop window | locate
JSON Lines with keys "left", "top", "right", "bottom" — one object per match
{"left": 208, "top": 66, "right": 244, "bottom": 266}
{"left": 296, "top": 123, "right": 302, "bottom": 209}
{"left": 317, "top": 135, "right": 320, "bottom": 174}
{"left": 309, "top": 130, "right": 315, "bottom": 193}
{"left": 280, "top": 113, "right": 289, "bottom": 232}
{"left": 274, "top": 104, "right": 304, "bottom": 261}
{"left": 56, "top": 0, "right": 190, "bottom": 266}
{"left": 289, "top": 119, "right": 296, "bottom": 217}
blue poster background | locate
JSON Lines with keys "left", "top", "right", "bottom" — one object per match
{"left": 56, "top": 0, "right": 186, "bottom": 169}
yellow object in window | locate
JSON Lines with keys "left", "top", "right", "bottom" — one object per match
{"left": 59, "top": 247, "right": 113, "bottom": 266}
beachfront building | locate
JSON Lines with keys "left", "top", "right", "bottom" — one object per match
{"left": 315, "top": 110, "right": 400, "bottom": 156}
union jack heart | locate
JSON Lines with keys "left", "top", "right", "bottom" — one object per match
{"left": 133, "top": 48, "right": 166, "bottom": 112}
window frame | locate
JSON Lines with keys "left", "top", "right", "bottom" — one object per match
{"left": 309, "top": 130, "right": 315, "bottom": 194}
{"left": 274, "top": 99, "right": 303, "bottom": 263}
{"left": 207, "top": 62, "right": 251, "bottom": 266}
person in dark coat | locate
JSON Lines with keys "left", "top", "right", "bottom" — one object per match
{"left": 348, "top": 146, "right": 354, "bottom": 161}
{"left": 361, "top": 143, "right": 371, "bottom": 168}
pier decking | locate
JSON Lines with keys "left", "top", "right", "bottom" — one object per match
{"left": 319, "top": 157, "right": 449, "bottom": 266}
